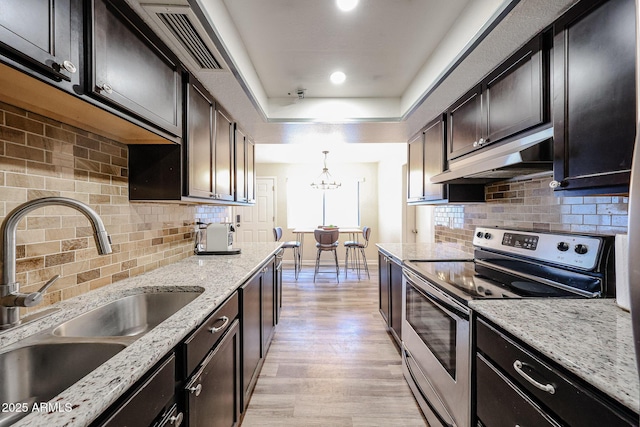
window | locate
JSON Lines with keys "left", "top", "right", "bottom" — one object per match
{"left": 287, "top": 178, "right": 360, "bottom": 228}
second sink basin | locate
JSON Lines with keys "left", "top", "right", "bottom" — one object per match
{"left": 0, "top": 342, "right": 126, "bottom": 427}
{"left": 53, "top": 291, "right": 202, "bottom": 337}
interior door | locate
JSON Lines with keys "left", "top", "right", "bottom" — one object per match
{"left": 234, "top": 177, "right": 275, "bottom": 243}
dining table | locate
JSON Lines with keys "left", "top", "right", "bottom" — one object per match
{"left": 292, "top": 227, "right": 363, "bottom": 262}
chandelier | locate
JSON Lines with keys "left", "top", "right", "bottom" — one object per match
{"left": 310, "top": 151, "right": 341, "bottom": 190}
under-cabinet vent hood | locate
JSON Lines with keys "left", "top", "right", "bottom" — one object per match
{"left": 431, "top": 125, "right": 554, "bottom": 184}
{"left": 142, "top": 4, "right": 227, "bottom": 71}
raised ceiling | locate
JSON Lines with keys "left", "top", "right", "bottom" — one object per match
{"left": 130, "top": 0, "right": 580, "bottom": 161}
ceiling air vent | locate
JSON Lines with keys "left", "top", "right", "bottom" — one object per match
{"left": 142, "top": 4, "right": 227, "bottom": 71}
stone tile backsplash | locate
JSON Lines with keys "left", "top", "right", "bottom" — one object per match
{"left": 0, "top": 101, "right": 229, "bottom": 316}
{"left": 434, "top": 176, "right": 629, "bottom": 253}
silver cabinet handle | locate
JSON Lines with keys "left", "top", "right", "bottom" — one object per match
{"left": 208, "top": 315, "right": 229, "bottom": 333}
{"left": 169, "top": 412, "right": 184, "bottom": 426}
{"left": 61, "top": 60, "right": 77, "bottom": 73}
{"left": 188, "top": 383, "right": 202, "bottom": 396}
{"left": 513, "top": 360, "right": 555, "bottom": 394}
{"left": 99, "top": 83, "right": 113, "bottom": 94}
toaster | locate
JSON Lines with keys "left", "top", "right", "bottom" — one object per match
{"left": 195, "top": 223, "right": 236, "bottom": 254}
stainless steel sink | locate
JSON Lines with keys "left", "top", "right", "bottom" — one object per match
{"left": 53, "top": 291, "right": 202, "bottom": 337}
{"left": 0, "top": 342, "right": 126, "bottom": 426}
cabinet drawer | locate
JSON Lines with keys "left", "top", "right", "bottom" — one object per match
{"left": 476, "top": 318, "right": 636, "bottom": 427}
{"left": 477, "top": 353, "right": 559, "bottom": 427}
{"left": 184, "top": 292, "right": 239, "bottom": 373}
{"left": 100, "top": 354, "right": 175, "bottom": 427}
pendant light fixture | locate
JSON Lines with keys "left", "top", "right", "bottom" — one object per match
{"left": 310, "top": 151, "right": 341, "bottom": 190}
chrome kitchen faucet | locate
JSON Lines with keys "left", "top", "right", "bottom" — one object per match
{"left": 0, "top": 197, "right": 112, "bottom": 329}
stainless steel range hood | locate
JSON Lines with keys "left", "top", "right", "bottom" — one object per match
{"left": 431, "top": 125, "right": 554, "bottom": 184}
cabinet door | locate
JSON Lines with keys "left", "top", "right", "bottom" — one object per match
{"left": 262, "top": 261, "right": 275, "bottom": 352}
{"left": 214, "top": 108, "right": 234, "bottom": 201}
{"left": 0, "top": 0, "right": 80, "bottom": 85}
{"left": 246, "top": 137, "right": 256, "bottom": 203}
{"left": 186, "top": 321, "right": 240, "bottom": 427}
{"left": 552, "top": 0, "right": 636, "bottom": 194}
{"left": 422, "top": 116, "right": 446, "bottom": 202}
{"left": 485, "top": 36, "right": 545, "bottom": 144}
{"left": 186, "top": 81, "right": 214, "bottom": 199}
{"left": 235, "top": 125, "right": 247, "bottom": 202}
{"left": 378, "top": 252, "right": 390, "bottom": 323}
{"left": 91, "top": 0, "right": 182, "bottom": 137}
{"left": 241, "top": 272, "right": 262, "bottom": 410}
{"left": 407, "top": 131, "right": 425, "bottom": 202}
{"left": 447, "top": 84, "right": 483, "bottom": 160}
{"left": 389, "top": 259, "right": 403, "bottom": 344}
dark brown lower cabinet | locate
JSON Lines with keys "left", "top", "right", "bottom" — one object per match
{"left": 184, "top": 320, "right": 241, "bottom": 427}
{"left": 240, "top": 257, "right": 277, "bottom": 412}
{"left": 475, "top": 317, "right": 637, "bottom": 427}
{"left": 378, "top": 251, "right": 402, "bottom": 347}
{"left": 93, "top": 354, "right": 177, "bottom": 427}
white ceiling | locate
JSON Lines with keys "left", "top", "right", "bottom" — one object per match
{"left": 129, "top": 0, "right": 580, "bottom": 163}
{"left": 221, "top": 0, "right": 471, "bottom": 99}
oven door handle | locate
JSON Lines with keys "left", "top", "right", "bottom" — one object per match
{"left": 403, "top": 347, "right": 457, "bottom": 427}
{"left": 474, "top": 259, "right": 601, "bottom": 298}
{"left": 403, "top": 270, "right": 469, "bottom": 319}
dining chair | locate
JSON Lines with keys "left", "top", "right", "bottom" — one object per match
{"left": 344, "top": 226, "right": 371, "bottom": 280}
{"left": 273, "top": 227, "right": 301, "bottom": 279}
{"left": 313, "top": 229, "right": 340, "bottom": 282}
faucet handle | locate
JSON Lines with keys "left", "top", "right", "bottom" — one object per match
{"left": 21, "top": 275, "right": 60, "bottom": 307}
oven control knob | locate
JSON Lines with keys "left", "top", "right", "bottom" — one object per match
{"left": 557, "top": 242, "right": 570, "bottom": 252}
{"left": 484, "top": 232, "right": 492, "bottom": 240}
{"left": 476, "top": 231, "right": 484, "bottom": 238}
{"left": 575, "top": 244, "right": 588, "bottom": 255}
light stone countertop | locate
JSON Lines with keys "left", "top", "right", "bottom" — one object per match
{"left": 469, "top": 298, "right": 639, "bottom": 414}
{"left": 376, "top": 242, "right": 472, "bottom": 263}
{"left": 2, "top": 242, "right": 281, "bottom": 427}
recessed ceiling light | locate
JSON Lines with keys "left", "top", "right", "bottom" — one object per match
{"left": 330, "top": 71, "right": 346, "bottom": 84}
{"left": 336, "top": 0, "right": 359, "bottom": 12}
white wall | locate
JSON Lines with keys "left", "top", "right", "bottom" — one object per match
{"left": 256, "top": 162, "right": 382, "bottom": 265}
{"left": 377, "top": 157, "right": 405, "bottom": 244}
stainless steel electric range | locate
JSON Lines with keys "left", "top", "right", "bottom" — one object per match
{"left": 401, "top": 226, "right": 615, "bottom": 427}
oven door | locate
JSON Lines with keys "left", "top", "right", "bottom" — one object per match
{"left": 402, "top": 269, "right": 470, "bottom": 427}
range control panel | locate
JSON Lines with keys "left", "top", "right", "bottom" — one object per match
{"left": 473, "top": 227, "right": 602, "bottom": 270}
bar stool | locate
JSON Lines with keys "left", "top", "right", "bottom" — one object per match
{"left": 344, "top": 226, "right": 371, "bottom": 280}
{"left": 313, "top": 229, "right": 340, "bottom": 283}
{"left": 273, "top": 227, "right": 301, "bottom": 279}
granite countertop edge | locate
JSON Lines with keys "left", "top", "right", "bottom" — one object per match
{"left": 4, "top": 242, "right": 282, "bottom": 427}
{"left": 469, "top": 298, "right": 639, "bottom": 415}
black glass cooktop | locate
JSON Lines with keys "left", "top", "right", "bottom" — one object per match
{"left": 404, "top": 260, "right": 577, "bottom": 303}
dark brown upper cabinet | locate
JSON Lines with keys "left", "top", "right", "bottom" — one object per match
{"left": 448, "top": 36, "right": 548, "bottom": 161}
{"left": 0, "top": 0, "right": 81, "bottom": 90}
{"left": 91, "top": 0, "right": 182, "bottom": 140}
{"left": 214, "top": 107, "right": 235, "bottom": 201}
{"left": 187, "top": 79, "right": 215, "bottom": 199}
{"left": 234, "top": 125, "right": 247, "bottom": 203}
{"left": 552, "top": 0, "right": 636, "bottom": 195}
{"left": 129, "top": 74, "right": 253, "bottom": 205}
{"left": 235, "top": 130, "right": 256, "bottom": 204}
{"left": 408, "top": 115, "right": 484, "bottom": 204}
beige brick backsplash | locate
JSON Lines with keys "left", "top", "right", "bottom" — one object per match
{"left": 434, "top": 175, "right": 629, "bottom": 248}
{"left": 0, "top": 102, "right": 231, "bottom": 318}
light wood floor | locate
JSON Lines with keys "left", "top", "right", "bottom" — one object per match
{"left": 241, "top": 263, "right": 428, "bottom": 426}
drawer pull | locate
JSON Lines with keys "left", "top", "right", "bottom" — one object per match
{"left": 188, "top": 383, "right": 202, "bottom": 396}
{"left": 169, "top": 411, "right": 184, "bottom": 426}
{"left": 208, "top": 316, "right": 229, "bottom": 333}
{"left": 513, "top": 360, "right": 555, "bottom": 394}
